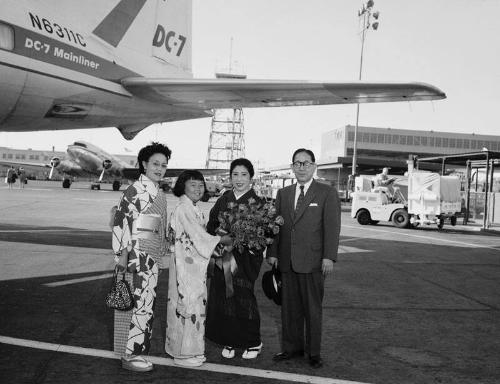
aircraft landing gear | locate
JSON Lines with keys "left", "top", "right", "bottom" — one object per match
{"left": 62, "top": 178, "right": 71, "bottom": 189}
{"left": 90, "top": 183, "right": 101, "bottom": 190}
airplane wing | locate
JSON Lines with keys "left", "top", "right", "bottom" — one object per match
{"left": 0, "top": 160, "right": 50, "bottom": 168}
{"left": 121, "top": 78, "right": 446, "bottom": 108}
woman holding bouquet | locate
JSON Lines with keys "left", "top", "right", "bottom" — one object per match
{"left": 206, "top": 158, "right": 265, "bottom": 359}
{"left": 165, "top": 170, "right": 232, "bottom": 367}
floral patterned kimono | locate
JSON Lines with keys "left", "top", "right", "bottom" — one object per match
{"left": 112, "top": 174, "right": 168, "bottom": 356}
{"left": 165, "top": 194, "right": 220, "bottom": 359}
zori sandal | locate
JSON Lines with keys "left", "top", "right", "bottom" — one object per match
{"left": 121, "top": 355, "right": 153, "bottom": 372}
{"left": 173, "top": 356, "right": 204, "bottom": 367}
{"left": 242, "top": 343, "right": 263, "bottom": 359}
{"left": 221, "top": 346, "right": 235, "bottom": 359}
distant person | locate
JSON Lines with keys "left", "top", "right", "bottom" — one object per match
{"left": 347, "top": 174, "right": 355, "bottom": 201}
{"left": 267, "top": 148, "right": 341, "bottom": 369}
{"left": 347, "top": 174, "right": 354, "bottom": 191}
{"left": 111, "top": 142, "right": 172, "bottom": 372}
{"left": 373, "top": 167, "right": 396, "bottom": 188}
{"left": 165, "top": 170, "right": 232, "bottom": 367}
{"left": 6, "top": 166, "right": 16, "bottom": 189}
{"left": 18, "top": 167, "right": 27, "bottom": 189}
{"left": 373, "top": 167, "right": 395, "bottom": 197}
{"left": 205, "top": 158, "right": 265, "bottom": 360}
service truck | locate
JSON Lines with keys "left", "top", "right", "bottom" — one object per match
{"left": 351, "top": 171, "right": 462, "bottom": 229}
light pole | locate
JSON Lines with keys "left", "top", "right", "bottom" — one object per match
{"left": 351, "top": 1, "right": 379, "bottom": 182}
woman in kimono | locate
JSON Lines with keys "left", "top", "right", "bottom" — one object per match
{"left": 165, "top": 170, "right": 232, "bottom": 367}
{"left": 112, "top": 142, "right": 171, "bottom": 372}
{"left": 205, "top": 158, "right": 265, "bottom": 359}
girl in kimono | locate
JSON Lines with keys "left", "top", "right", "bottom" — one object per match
{"left": 112, "top": 142, "right": 171, "bottom": 372}
{"left": 165, "top": 170, "right": 232, "bottom": 367}
{"left": 206, "top": 158, "right": 265, "bottom": 360}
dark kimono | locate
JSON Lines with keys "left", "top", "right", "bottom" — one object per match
{"left": 205, "top": 189, "right": 264, "bottom": 348}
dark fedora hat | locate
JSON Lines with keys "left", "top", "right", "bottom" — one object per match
{"left": 261, "top": 265, "right": 282, "bottom": 306}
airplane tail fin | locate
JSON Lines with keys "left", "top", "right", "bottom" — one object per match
{"left": 92, "top": 0, "right": 192, "bottom": 75}
{"left": 150, "top": 0, "right": 192, "bottom": 74}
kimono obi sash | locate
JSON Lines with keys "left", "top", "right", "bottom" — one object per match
{"left": 136, "top": 214, "right": 161, "bottom": 240}
{"left": 135, "top": 190, "right": 168, "bottom": 267}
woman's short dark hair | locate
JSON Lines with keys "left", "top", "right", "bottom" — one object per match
{"left": 137, "top": 142, "right": 172, "bottom": 174}
{"left": 292, "top": 148, "right": 316, "bottom": 164}
{"left": 230, "top": 158, "right": 254, "bottom": 178}
{"left": 173, "top": 170, "right": 207, "bottom": 198}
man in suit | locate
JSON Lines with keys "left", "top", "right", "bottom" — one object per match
{"left": 267, "top": 148, "right": 341, "bottom": 368}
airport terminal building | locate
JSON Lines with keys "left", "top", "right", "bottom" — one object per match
{"left": 317, "top": 125, "right": 500, "bottom": 190}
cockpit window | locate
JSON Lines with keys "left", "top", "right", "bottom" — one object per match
{"left": 73, "top": 142, "right": 87, "bottom": 148}
{"left": 0, "top": 22, "right": 14, "bottom": 51}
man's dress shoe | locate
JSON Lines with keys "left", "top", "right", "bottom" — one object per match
{"left": 272, "top": 350, "right": 304, "bottom": 362}
{"left": 309, "top": 355, "right": 323, "bottom": 368}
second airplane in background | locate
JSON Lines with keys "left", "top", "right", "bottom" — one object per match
{"left": 1, "top": 140, "right": 226, "bottom": 191}
{"left": 47, "top": 141, "right": 134, "bottom": 190}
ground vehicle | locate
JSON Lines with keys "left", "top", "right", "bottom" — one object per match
{"left": 351, "top": 171, "right": 462, "bottom": 229}
{"left": 351, "top": 190, "right": 408, "bottom": 227}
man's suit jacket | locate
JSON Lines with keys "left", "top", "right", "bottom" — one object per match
{"left": 268, "top": 180, "right": 341, "bottom": 273}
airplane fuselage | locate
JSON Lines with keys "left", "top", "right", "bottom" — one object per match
{"left": 66, "top": 146, "right": 123, "bottom": 178}
{"left": 0, "top": 0, "right": 204, "bottom": 139}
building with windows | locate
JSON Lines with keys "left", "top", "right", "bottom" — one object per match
{"left": 0, "top": 146, "right": 65, "bottom": 163}
{"left": 317, "top": 125, "right": 500, "bottom": 190}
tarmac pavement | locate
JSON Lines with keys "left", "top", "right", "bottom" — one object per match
{"left": 0, "top": 180, "right": 499, "bottom": 384}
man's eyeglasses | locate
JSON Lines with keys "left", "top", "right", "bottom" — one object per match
{"left": 292, "top": 161, "right": 315, "bottom": 169}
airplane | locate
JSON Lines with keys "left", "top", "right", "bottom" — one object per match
{"left": 0, "top": 0, "right": 446, "bottom": 139}
{"left": 0, "top": 140, "right": 227, "bottom": 191}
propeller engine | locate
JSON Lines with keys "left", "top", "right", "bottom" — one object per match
{"left": 49, "top": 157, "right": 60, "bottom": 179}
{"left": 99, "top": 159, "right": 112, "bottom": 181}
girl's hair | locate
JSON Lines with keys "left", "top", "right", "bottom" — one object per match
{"left": 230, "top": 158, "right": 254, "bottom": 178}
{"left": 173, "top": 170, "right": 208, "bottom": 200}
{"left": 137, "top": 142, "right": 172, "bottom": 174}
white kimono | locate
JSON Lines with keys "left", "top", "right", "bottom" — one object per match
{"left": 165, "top": 195, "right": 220, "bottom": 358}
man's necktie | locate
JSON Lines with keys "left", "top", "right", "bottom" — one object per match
{"left": 295, "top": 185, "right": 305, "bottom": 212}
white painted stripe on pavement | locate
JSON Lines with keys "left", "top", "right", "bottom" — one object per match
{"left": 340, "top": 236, "right": 381, "bottom": 244}
{"left": 338, "top": 245, "right": 372, "bottom": 254}
{"left": 0, "top": 335, "right": 372, "bottom": 384}
{"left": 343, "top": 224, "right": 499, "bottom": 251}
{"left": 44, "top": 273, "right": 114, "bottom": 287}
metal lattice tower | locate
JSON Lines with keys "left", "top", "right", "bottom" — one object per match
{"left": 205, "top": 72, "right": 246, "bottom": 169}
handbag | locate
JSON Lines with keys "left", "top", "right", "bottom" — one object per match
{"left": 106, "top": 267, "right": 134, "bottom": 311}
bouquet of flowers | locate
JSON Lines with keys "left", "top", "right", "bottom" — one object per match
{"left": 217, "top": 197, "right": 284, "bottom": 253}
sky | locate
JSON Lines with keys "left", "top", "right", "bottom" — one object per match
{"left": 1, "top": 0, "right": 499, "bottom": 169}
